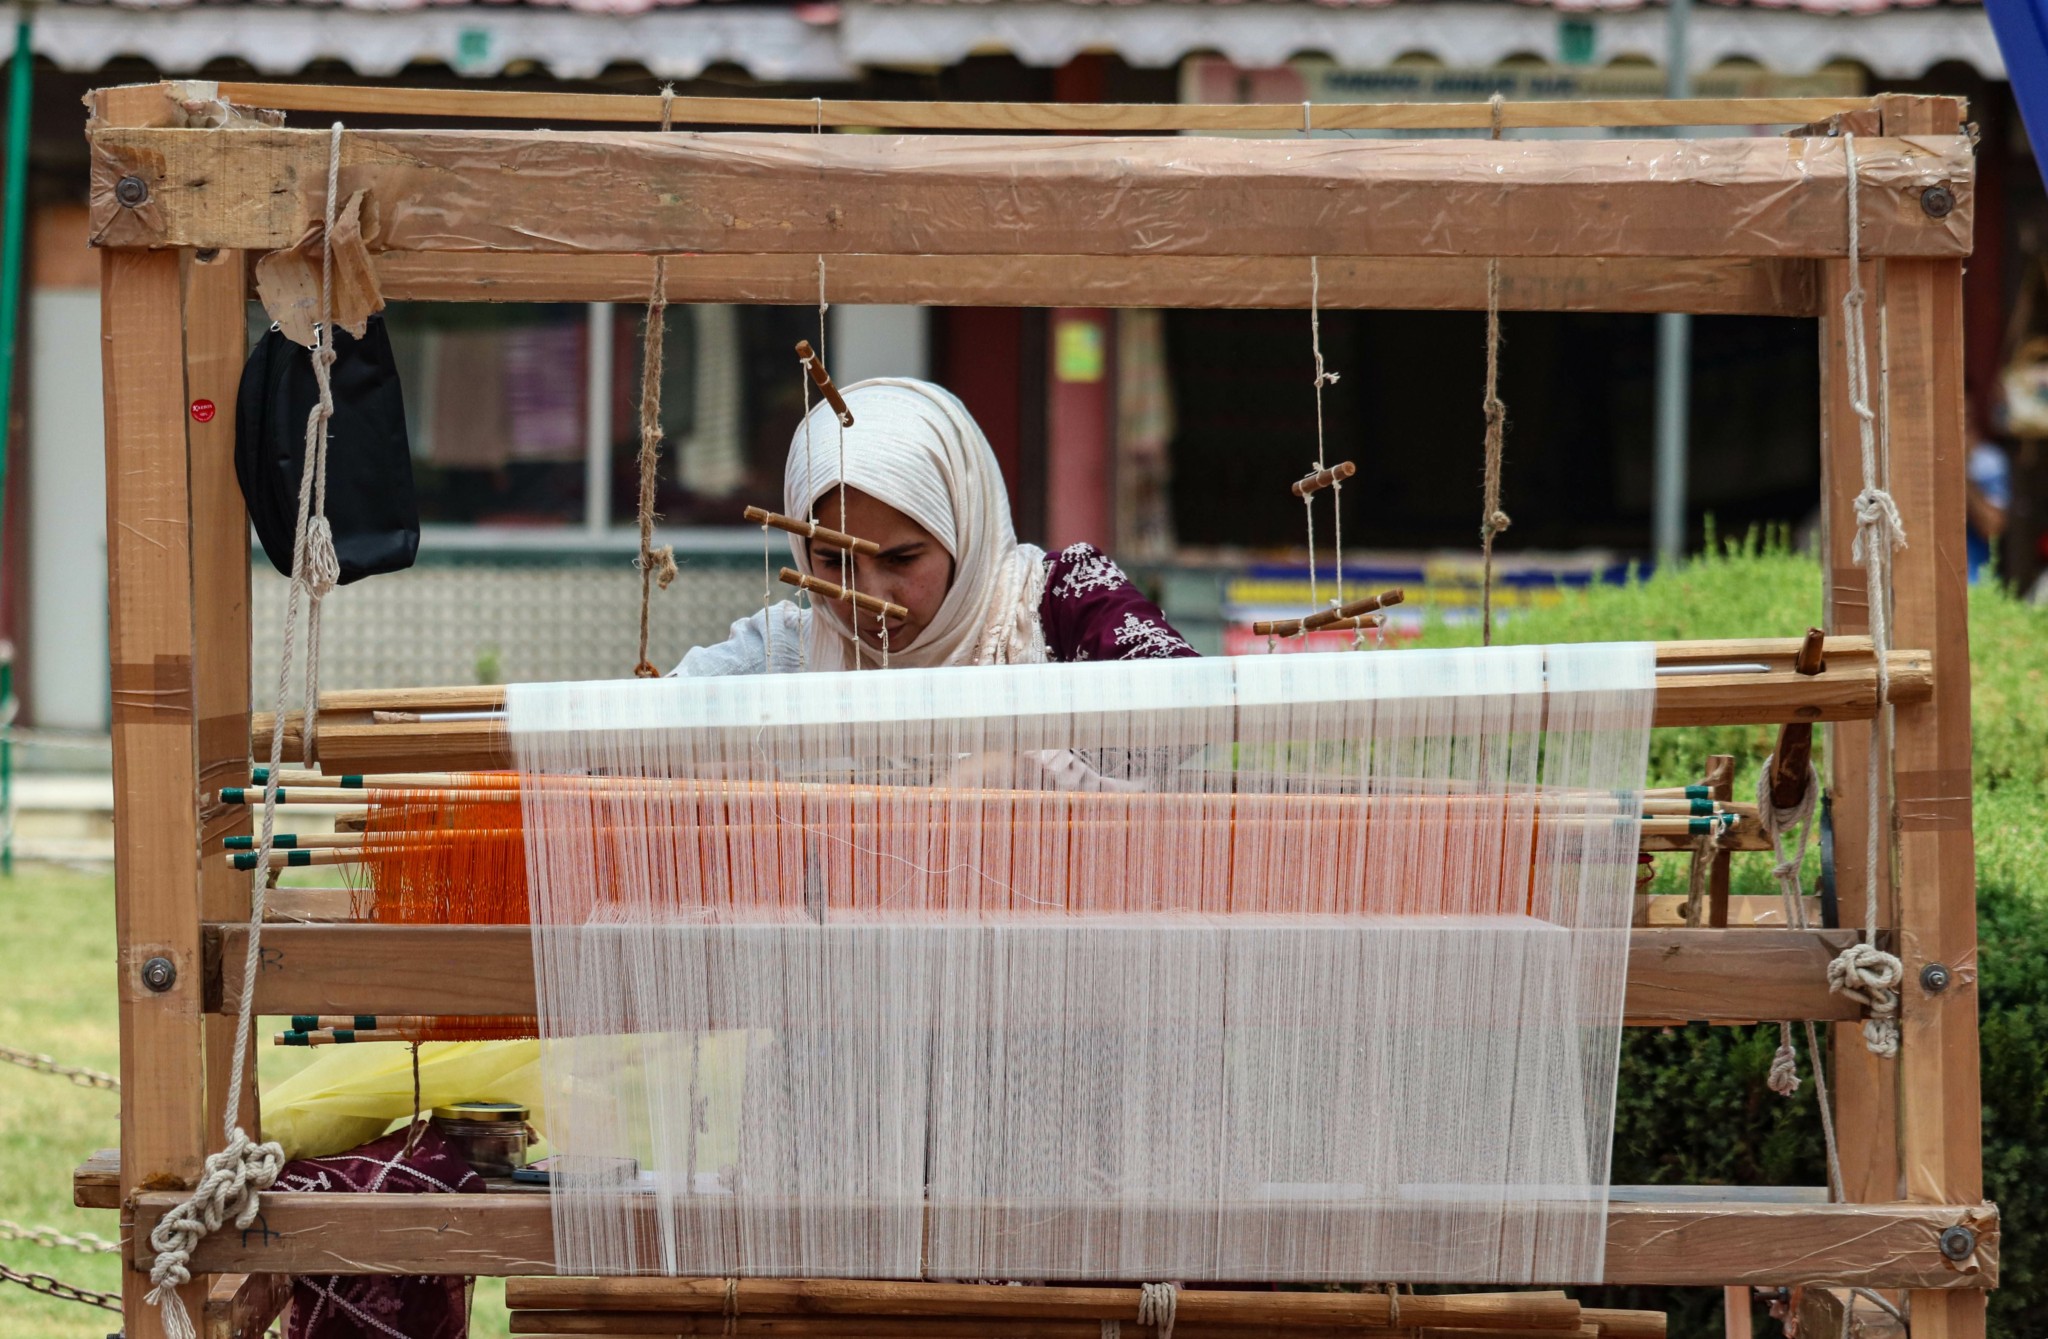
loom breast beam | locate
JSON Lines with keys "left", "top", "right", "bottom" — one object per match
{"left": 245, "top": 640, "right": 1935, "bottom": 774}
{"left": 88, "top": 129, "right": 1972, "bottom": 260}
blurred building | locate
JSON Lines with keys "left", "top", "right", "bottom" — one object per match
{"left": 0, "top": 0, "right": 2029, "bottom": 727}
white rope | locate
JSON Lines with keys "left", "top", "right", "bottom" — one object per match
{"left": 1833, "top": 133, "right": 1906, "bottom": 1059}
{"left": 1755, "top": 759, "right": 1848, "bottom": 1199}
{"left": 143, "top": 120, "right": 351, "bottom": 1339}
{"left": 1138, "top": 1283, "right": 1178, "bottom": 1339}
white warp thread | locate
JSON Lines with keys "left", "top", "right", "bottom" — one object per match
{"left": 1833, "top": 134, "right": 1907, "bottom": 1059}
{"left": 511, "top": 644, "right": 1653, "bottom": 1283}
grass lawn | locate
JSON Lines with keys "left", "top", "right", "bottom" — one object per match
{"left": 0, "top": 864, "right": 513, "bottom": 1337}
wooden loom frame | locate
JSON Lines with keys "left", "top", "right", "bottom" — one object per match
{"left": 80, "top": 80, "right": 1989, "bottom": 1339}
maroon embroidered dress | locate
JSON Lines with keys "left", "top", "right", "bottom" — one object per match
{"left": 1038, "top": 543, "right": 1197, "bottom": 663}
{"left": 280, "top": 1125, "right": 484, "bottom": 1339}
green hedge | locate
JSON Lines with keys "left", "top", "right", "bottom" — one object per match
{"left": 1414, "top": 533, "right": 2048, "bottom": 1337}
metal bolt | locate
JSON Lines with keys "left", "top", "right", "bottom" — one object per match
{"left": 140, "top": 956, "right": 177, "bottom": 992}
{"left": 1939, "top": 1224, "right": 1977, "bottom": 1261}
{"left": 1921, "top": 962, "right": 1952, "bottom": 993}
{"left": 1920, "top": 184, "right": 1956, "bottom": 219}
{"left": 114, "top": 175, "right": 150, "bottom": 209}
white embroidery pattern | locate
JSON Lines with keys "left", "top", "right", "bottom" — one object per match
{"left": 1053, "top": 544, "right": 1130, "bottom": 601}
{"left": 1111, "top": 612, "right": 1194, "bottom": 660}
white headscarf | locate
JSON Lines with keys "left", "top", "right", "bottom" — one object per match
{"left": 786, "top": 378, "right": 1048, "bottom": 671}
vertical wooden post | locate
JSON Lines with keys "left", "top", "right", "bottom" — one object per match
{"left": 1704, "top": 754, "right": 1734, "bottom": 928}
{"left": 1879, "top": 93, "right": 1984, "bottom": 1339}
{"left": 1819, "top": 256, "right": 1899, "bottom": 1204}
{"left": 102, "top": 247, "right": 210, "bottom": 1338}
{"left": 184, "top": 249, "right": 256, "bottom": 1137}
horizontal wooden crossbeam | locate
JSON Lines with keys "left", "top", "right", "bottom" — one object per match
{"left": 370, "top": 253, "right": 1820, "bottom": 316}
{"left": 194, "top": 82, "right": 1883, "bottom": 133}
{"left": 246, "top": 641, "right": 1931, "bottom": 774}
{"left": 88, "top": 127, "right": 1971, "bottom": 259}
{"left": 121, "top": 1191, "right": 1995, "bottom": 1288}
{"left": 208, "top": 924, "right": 1871, "bottom": 1027}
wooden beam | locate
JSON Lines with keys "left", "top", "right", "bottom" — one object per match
{"left": 184, "top": 248, "right": 258, "bottom": 1148}
{"left": 246, "top": 644, "right": 1935, "bottom": 774}
{"left": 102, "top": 246, "right": 211, "bottom": 1339}
{"left": 369, "top": 252, "right": 1818, "bottom": 316}
{"left": 88, "top": 127, "right": 1971, "bottom": 260}
{"left": 204, "top": 1273, "right": 290, "bottom": 1339}
{"left": 211, "top": 924, "right": 1870, "bottom": 1026}
{"left": 203, "top": 81, "right": 1884, "bottom": 133}
{"left": 125, "top": 1191, "right": 1996, "bottom": 1289}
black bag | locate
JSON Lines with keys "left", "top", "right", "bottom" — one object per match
{"left": 235, "top": 316, "right": 420, "bottom": 585}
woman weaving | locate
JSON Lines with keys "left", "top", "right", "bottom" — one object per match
{"left": 678, "top": 377, "right": 1197, "bottom": 675}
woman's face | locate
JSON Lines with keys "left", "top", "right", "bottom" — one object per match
{"left": 808, "top": 487, "right": 956, "bottom": 654}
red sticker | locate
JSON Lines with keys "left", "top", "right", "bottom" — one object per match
{"left": 189, "top": 399, "right": 217, "bottom": 423}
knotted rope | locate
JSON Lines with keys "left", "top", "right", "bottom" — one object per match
{"left": 1833, "top": 133, "right": 1906, "bottom": 1058}
{"left": 1479, "top": 93, "right": 1511, "bottom": 646}
{"left": 1138, "top": 1282, "right": 1179, "bottom": 1339}
{"left": 633, "top": 87, "right": 680, "bottom": 678}
{"left": 1755, "top": 757, "right": 1848, "bottom": 1200}
{"left": 145, "top": 119, "right": 353, "bottom": 1339}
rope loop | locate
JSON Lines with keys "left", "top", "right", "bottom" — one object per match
{"left": 144, "top": 1128, "right": 286, "bottom": 1339}
{"left": 1767, "top": 1026, "right": 1802, "bottom": 1097}
{"left": 1138, "top": 1282, "right": 1179, "bottom": 1339}
{"left": 1851, "top": 486, "right": 1908, "bottom": 564}
{"left": 1828, "top": 942, "right": 1904, "bottom": 1057}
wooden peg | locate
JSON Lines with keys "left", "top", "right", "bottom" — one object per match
{"left": 1298, "top": 588, "right": 1407, "bottom": 633}
{"left": 1291, "top": 460, "right": 1357, "bottom": 498}
{"left": 779, "top": 567, "right": 908, "bottom": 621}
{"left": 743, "top": 506, "right": 882, "bottom": 557}
{"left": 796, "top": 340, "right": 855, "bottom": 427}
{"left": 1767, "top": 628, "right": 1828, "bottom": 812}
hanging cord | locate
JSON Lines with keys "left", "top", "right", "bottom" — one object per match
{"left": 1478, "top": 93, "right": 1512, "bottom": 648}
{"left": 632, "top": 87, "right": 681, "bottom": 678}
{"left": 1830, "top": 133, "right": 1906, "bottom": 1058}
{"left": 1754, "top": 759, "right": 1849, "bottom": 1204}
{"left": 143, "top": 121, "right": 357, "bottom": 1339}
{"left": 1302, "top": 103, "right": 1346, "bottom": 624}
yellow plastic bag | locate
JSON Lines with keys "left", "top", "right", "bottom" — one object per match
{"left": 261, "top": 1039, "right": 545, "bottom": 1162}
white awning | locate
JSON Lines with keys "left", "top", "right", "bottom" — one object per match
{"left": 17, "top": 0, "right": 2004, "bottom": 83}
{"left": 25, "top": 3, "right": 853, "bottom": 80}
{"left": 842, "top": 1, "right": 2004, "bottom": 81}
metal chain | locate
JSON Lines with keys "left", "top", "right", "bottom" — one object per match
{"left": 0, "top": 1220, "right": 119, "bottom": 1254}
{"left": 0, "top": 1258, "right": 123, "bottom": 1313}
{"left": 0, "top": 1045, "right": 119, "bottom": 1091}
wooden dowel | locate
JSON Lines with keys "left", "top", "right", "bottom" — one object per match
{"left": 780, "top": 568, "right": 909, "bottom": 621}
{"left": 1767, "top": 628, "right": 1828, "bottom": 812}
{"left": 1253, "top": 588, "right": 1406, "bottom": 637}
{"left": 1303, "top": 588, "right": 1407, "bottom": 632}
{"left": 206, "top": 81, "right": 1875, "bottom": 133}
{"left": 505, "top": 1319, "right": 1595, "bottom": 1339}
{"left": 1291, "top": 459, "right": 1357, "bottom": 498}
{"left": 744, "top": 506, "right": 881, "bottom": 557}
{"left": 506, "top": 1278, "right": 1584, "bottom": 1331}
{"left": 796, "top": 340, "right": 855, "bottom": 427}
